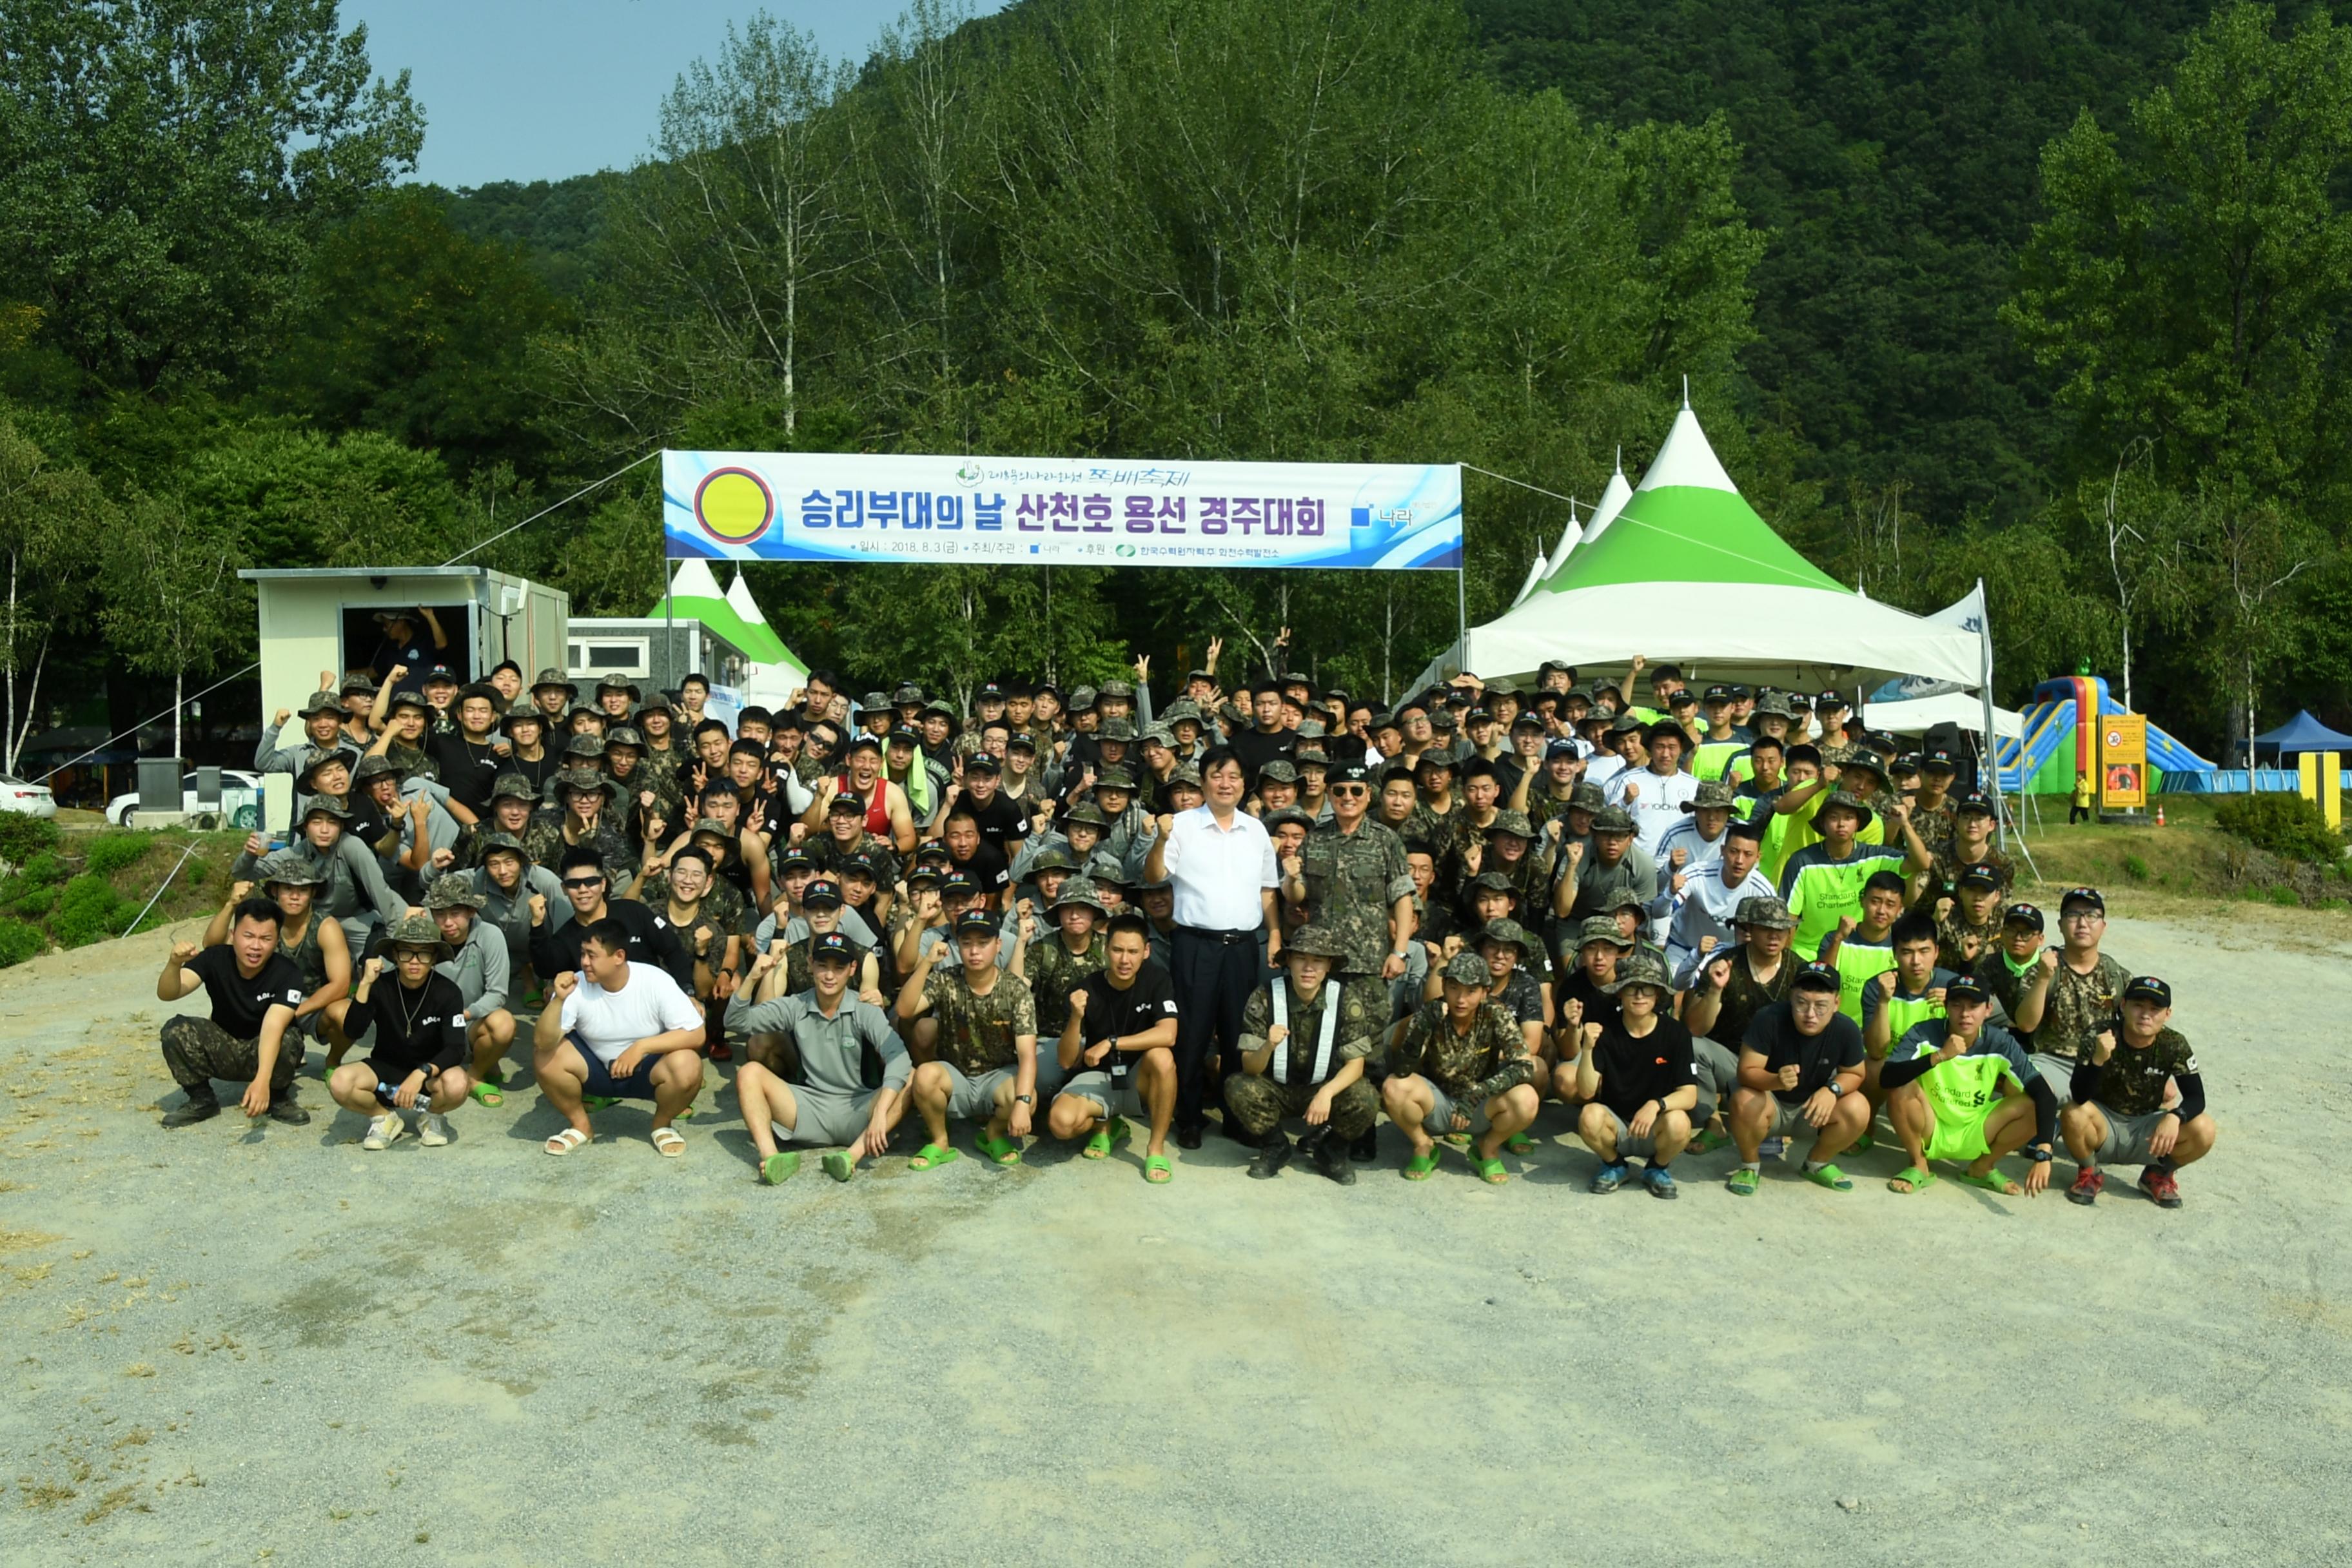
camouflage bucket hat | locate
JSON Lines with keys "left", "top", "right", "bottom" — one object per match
{"left": 1569, "top": 781, "right": 1605, "bottom": 812}
{"left": 1258, "top": 760, "right": 1300, "bottom": 785}
{"left": 1441, "top": 951, "right": 1495, "bottom": 986}
{"left": 351, "top": 753, "right": 404, "bottom": 783}
{"left": 424, "top": 873, "right": 487, "bottom": 912}
{"left": 563, "top": 734, "right": 607, "bottom": 760}
{"left": 1590, "top": 805, "right": 1636, "bottom": 834}
{"left": 604, "top": 726, "right": 644, "bottom": 750}
{"left": 478, "top": 830, "right": 531, "bottom": 865}
{"left": 1473, "top": 918, "right": 1542, "bottom": 959}
{"left": 1095, "top": 717, "right": 1137, "bottom": 743}
{"left": 1485, "top": 808, "right": 1536, "bottom": 839}
{"left": 1818, "top": 789, "right": 1876, "bottom": 825}
{"left": 1094, "top": 767, "right": 1138, "bottom": 792}
{"left": 490, "top": 772, "right": 538, "bottom": 803}
{"left": 1602, "top": 949, "right": 1671, "bottom": 995}
{"left": 297, "top": 690, "right": 343, "bottom": 719}
{"left": 255, "top": 848, "right": 325, "bottom": 888}
{"left": 1683, "top": 779, "right": 1738, "bottom": 812}
{"left": 689, "top": 817, "right": 735, "bottom": 839}
{"left": 384, "top": 912, "right": 449, "bottom": 954}
{"left": 554, "top": 766, "right": 619, "bottom": 801}
{"left": 1026, "top": 845, "right": 1078, "bottom": 873}
{"left": 1282, "top": 923, "right": 1348, "bottom": 960}
{"left": 1576, "top": 914, "right": 1635, "bottom": 949}
{"left": 297, "top": 747, "right": 351, "bottom": 787}
{"left": 1733, "top": 894, "right": 1797, "bottom": 930}
{"left": 1048, "top": 878, "right": 1106, "bottom": 914}
{"left": 1061, "top": 801, "right": 1112, "bottom": 830}
{"left": 1263, "top": 807, "right": 1315, "bottom": 832}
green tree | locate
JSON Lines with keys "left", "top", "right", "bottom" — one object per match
{"left": 103, "top": 494, "right": 250, "bottom": 764}
{"left": 0, "top": 0, "right": 423, "bottom": 393}
{"left": 0, "top": 412, "right": 105, "bottom": 770}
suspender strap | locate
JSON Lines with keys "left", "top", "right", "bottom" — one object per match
{"left": 1269, "top": 977, "right": 1339, "bottom": 1085}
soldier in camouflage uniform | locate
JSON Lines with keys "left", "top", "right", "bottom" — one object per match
{"left": 1225, "top": 924, "right": 1380, "bottom": 1182}
{"left": 2030, "top": 887, "right": 2132, "bottom": 1085}
{"left": 1916, "top": 790, "right": 2014, "bottom": 908}
{"left": 522, "top": 767, "right": 637, "bottom": 883}
{"left": 897, "top": 908, "right": 1041, "bottom": 1169}
{"left": 1934, "top": 862, "right": 2008, "bottom": 971}
{"left": 631, "top": 821, "right": 753, "bottom": 948}
{"left": 805, "top": 791, "right": 903, "bottom": 889}
{"left": 373, "top": 691, "right": 440, "bottom": 783}
{"left": 2057, "top": 973, "right": 2213, "bottom": 1208}
{"left": 1019, "top": 879, "right": 1109, "bottom": 1078}
{"left": 1380, "top": 950, "right": 1541, "bottom": 1182}
{"left": 1908, "top": 749, "right": 1961, "bottom": 854}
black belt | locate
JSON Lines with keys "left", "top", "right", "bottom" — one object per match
{"left": 1177, "top": 925, "right": 1259, "bottom": 945}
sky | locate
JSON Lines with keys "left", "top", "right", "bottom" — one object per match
{"left": 342, "top": 0, "right": 1011, "bottom": 189}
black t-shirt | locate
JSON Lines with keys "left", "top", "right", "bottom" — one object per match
{"left": 962, "top": 789, "right": 1030, "bottom": 855}
{"left": 1591, "top": 1017, "right": 1698, "bottom": 1121}
{"left": 948, "top": 839, "right": 1012, "bottom": 899}
{"left": 431, "top": 732, "right": 506, "bottom": 815}
{"left": 1228, "top": 727, "right": 1298, "bottom": 787}
{"left": 1560, "top": 967, "right": 1620, "bottom": 1034}
{"left": 1743, "top": 1000, "right": 1865, "bottom": 1103}
{"left": 184, "top": 945, "right": 308, "bottom": 1038}
{"left": 369, "top": 636, "right": 431, "bottom": 691}
{"left": 1073, "top": 961, "right": 1179, "bottom": 1083}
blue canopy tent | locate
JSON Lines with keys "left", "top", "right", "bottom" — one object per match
{"left": 2251, "top": 710, "right": 2352, "bottom": 762}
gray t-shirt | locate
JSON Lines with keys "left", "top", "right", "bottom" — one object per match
{"left": 729, "top": 992, "right": 908, "bottom": 1097}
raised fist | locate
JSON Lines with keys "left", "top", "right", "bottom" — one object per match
{"left": 1669, "top": 847, "right": 1689, "bottom": 870}
{"left": 551, "top": 970, "right": 578, "bottom": 1001}
{"left": 1876, "top": 971, "right": 1897, "bottom": 997}
{"left": 1705, "top": 955, "right": 1733, "bottom": 991}
{"left": 274, "top": 707, "right": 292, "bottom": 727}
{"left": 1068, "top": 988, "right": 1088, "bottom": 1019}
{"left": 528, "top": 894, "right": 549, "bottom": 925}
{"left": 230, "top": 879, "right": 255, "bottom": 903}
{"left": 171, "top": 941, "right": 199, "bottom": 965}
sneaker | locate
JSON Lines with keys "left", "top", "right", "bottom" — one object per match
{"left": 2138, "top": 1166, "right": 2182, "bottom": 1209}
{"left": 1759, "top": 1136, "right": 1785, "bottom": 1162}
{"left": 161, "top": 1093, "right": 220, "bottom": 1128}
{"left": 1643, "top": 1163, "right": 1679, "bottom": 1200}
{"left": 416, "top": 1112, "right": 451, "bottom": 1147}
{"left": 362, "top": 1113, "right": 404, "bottom": 1151}
{"left": 2067, "top": 1166, "right": 2104, "bottom": 1206}
{"left": 1590, "top": 1159, "right": 1629, "bottom": 1194}
{"left": 266, "top": 1097, "right": 311, "bottom": 1126}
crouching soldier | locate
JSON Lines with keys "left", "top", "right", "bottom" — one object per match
{"left": 730, "top": 932, "right": 912, "bottom": 1184}
{"left": 1224, "top": 925, "right": 1381, "bottom": 1184}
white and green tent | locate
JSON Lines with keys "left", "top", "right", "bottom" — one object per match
{"left": 650, "top": 559, "right": 810, "bottom": 699}
{"left": 1420, "top": 404, "right": 1983, "bottom": 691}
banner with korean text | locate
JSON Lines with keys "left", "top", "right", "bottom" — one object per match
{"left": 663, "top": 450, "right": 1462, "bottom": 571}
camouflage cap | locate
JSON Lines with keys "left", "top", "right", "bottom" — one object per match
{"left": 1473, "top": 917, "right": 1542, "bottom": 958}
{"left": 300, "top": 798, "right": 353, "bottom": 825}
{"left": 1159, "top": 698, "right": 1202, "bottom": 724}
{"left": 1097, "top": 680, "right": 1135, "bottom": 700}
{"left": 1096, "top": 717, "right": 1137, "bottom": 743}
{"left": 1025, "top": 845, "right": 1078, "bottom": 873}
{"left": 1138, "top": 727, "right": 1176, "bottom": 750}
{"left": 489, "top": 772, "right": 537, "bottom": 803}
{"left": 1683, "top": 779, "right": 1738, "bottom": 812}
{"left": 562, "top": 734, "right": 607, "bottom": 760}
{"left": 424, "top": 873, "right": 487, "bottom": 911}
{"left": 1281, "top": 923, "right": 1349, "bottom": 960}
{"left": 384, "top": 912, "right": 448, "bottom": 953}
{"left": 553, "top": 766, "right": 619, "bottom": 800}
{"left": 1576, "top": 914, "right": 1635, "bottom": 949}
{"left": 1257, "top": 760, "right": 1300, "bottom": 785}
{"left": 297, "top": 747, "right": 351, "bottom": 785}
{"left": 255, "top": 848, "right": 325, "bottom": 887}
{"left": 1093, "top": 767, "right": 1138, "bottom": 792}
{"left": 1751, "top": 692, "right": 1796, "bottom": 720}
{"left": 297, "top": 689, "right": 343, "bottom": 719}
{"left": 689, "top": 817, "right": 735, "bottom": 839}
{"left": 388, "top": 689, "right": 433, "bottom": 716}
{"left": 1440, "top": 951, "right": 1495, "bottom": 986}
{"left": 478, "top": 830, "right": 530, "bottom": 863}
{"left": 603, "top": 726, "right": 644, "bottom": 750}
{"left": 1603, "top": 888, "right": 1651, "bottom": 916}
{"left": 351, "top": 753, "right": 403, "bottom": 783}
{"left": 1485, "top": 808, "right": 1536, "bottom": 839}
{"left": 1467, "top": 870, "right": 1517, "bottom": 894}
{"left": 1061, "top": 801, "right": 1110, "bottom": 829}
{"left": 1590, "top": 805, "right": 1636, "bottom": 834}
{"left": 1733, "top": 894, "right": 1797, "bottom": 930}
{"left": 531, "top": 667, "right": 579, "bottom": 694}
{"left": 892, "top": 682, "right": 926, "bottom": 705}
{"left": 1295, "top": 747, "right": 1329, "bottom": 767}
{"left": 1569, "top": 780, "right": 1605, "bottom": 812}
{"left": 1066, "top": 686, "right": 1098, "bottom": 712}
{"left": 1602, "top": 949, "right": 1671, "bottom": 995}
{"left": 1262, "top": 806, "right": 1315, "bottom": 832}
{"left": 500, "top": 705, "right": 546, "bottom": 732}
{"left": 1048, "top": 877, "right": 1106, "bottom": 914}
{"left": 338, "top": 671, "right": 378, "bottom": 696}
{"left": 1818, "top": 789, "right": 1876, "bottom": 825}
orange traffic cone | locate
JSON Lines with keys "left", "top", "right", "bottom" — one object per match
{"left": 2155, "top": 804, "right": 2166, "bottom": 827}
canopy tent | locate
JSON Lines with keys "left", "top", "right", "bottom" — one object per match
{"left": 1416, "top": 404, "right": 1984, "bottom": 692}
{"left": 1865, "top": 691, "right": 2024, "bottom": 740}
{"left": 1506, "top": 549, "right": 1548, "bottom": 609}
{"left": 650, "top": 559, "right": 810, "bottom": 701}
{"left": 2251, "top": 709, "right": 2352, "bottom": 759}
{"left": 1562, "top": 457, "right": 1632, "bottom": 562}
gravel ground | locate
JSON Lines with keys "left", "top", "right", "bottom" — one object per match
{"left": 1, "top": 904, "right": 2348, "bottom": 1565}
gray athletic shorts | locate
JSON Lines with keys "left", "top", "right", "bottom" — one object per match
{"left": 1692, "top": 1037, "right": 1740, "bottom": 1117}
{"left": 1424, "top": 1082, "right": 1491, "bottom": 1136}
{"left": 783, "top": 1088, "right": 881, "bottom": 1148}
{"left": 2092, "top": 1103, "right": 2171, "bottom": 1167}
{"left": 1591, "top": 1106, "right": 1665, "bottom": 1160}
{"left": 940, "top": 1062, "right": 1017, "bottom": 1122}
{"left": 1059, "top": 1069, "right": 1146, "bottom": 1121}
{"left": 1765, "top": 1095, "right": 1825, "bottom": 1139}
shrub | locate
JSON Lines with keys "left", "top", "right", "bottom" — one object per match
{"left": 0, "top": 813, "right": 59, "bottom": 866}
{"left": 2215, "top": 793, "right": 2346, "bottom": 864}
{"left": 81, "top": 832, "right": 152, "bottom": 879}
{"left": 0, "top": 916, "right": 43, "bottom": 967}
{"left": 18, "top": 850, "right": 67, "bottom": 886}
{"left": 50, "top": 874, "right": 132, "bottom": 948}
{"left": 12, "top": 885, "right": 55, "bottom": 918}
{"left": 2122, "top": 853, "right": 2150, "bottom": 882}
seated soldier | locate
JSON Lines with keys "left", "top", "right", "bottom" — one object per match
{"left": 1046, "top": 911, "right": 1182, "bottom": 1184}
{"left": 419, "top": 874, "right": 516, "bottom": 1105}
{"left": 156, "top": 899, "right": 311, "bottom": 1128}
{"left": 1550, "top": 915, "right": 1630, "bottom": 1103}
{"left": 895, "top": 908, "right": 1040, "bottom": 1170}
{"left": 532, "top": 917, "right": 707, "bottom": 1157}
{"left": 1972, "top": 902, "right": 2059, "bottom": 1044}
{"left": 1574, "top": 949, "right": 1698, "bottom": 1197}
{"left": 1016, "top": 877, "right": 1109, "bottom": 1090}
{"left": 1725, "top": 961, "right": 1870, "bottom": 1195}
{"left": 204, "top": 850, "right": 352, "bottom": 1073}
{"left": 1225, "top": 924, "right": 1381, "bottom": 1184}
{"left": 1879, "top": 973, "right": 2057, "bottom": 1196}
{"left": 1859, "top": 912, "right": 1957, "bottom": 1138}
{"left": 1381, "top": 952, "right": 1542, "bottom": 1184}
{"left": 2061, "top": 975, "right": 2214, "bottom": 1210}
{"left": 731, "top": 932, "right": 911, "bottom": 1184}
{"left": 1676, "top": 894, "right": 1797, "bottom": 1154}
{"left": 329, "top": 915, "right": 473, "bottom": 1150}
{"left": 1819, "top": 869, "right": 1907, "bottom": 1023}
{"left": 465, "top": 829, "right": 563, "bottom": 997}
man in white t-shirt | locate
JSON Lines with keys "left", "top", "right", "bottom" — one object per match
{"left": 1607, "top": 722, "right": 1698, "bottom": 857}
{"left": 533, "top": 917, "right": 706, "bottom": 1157}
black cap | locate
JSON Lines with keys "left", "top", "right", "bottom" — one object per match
{"left": 2059, "top": 886, "right": 2105, "bottom": 915}
{"left": 1921, "top": 749, "right": 1957, "bottom": 772}
{"left": 1955, "top": 791, "right": 1997, "bottom": 816}
{"left": 963, "top": 752, "right": 1001, "bottom": 774}
{"left": 808, "top": 931, "right": 858, "bottom": 965}
{"left": 1703, "top": 684, "right": 1733, "bottom": 701}
{"left": 843, "top": 732, "right": 881, "bottom": 754}
{"left": 802, "top": 877, "right": 843, "bottom": 907}
{"left": 2003, "top": 902, "right": 2045, "bottom": 932}
{"left": 2121, "top": 975, "right": 2172, "bottom": 1005}
{"left": 1330, "top": 761, "right": 1371, "bottom": 785}
{"left": 1791, "top": 961, "right": 1843, "bottom": 994}
{"left": 828, "top": 792, "right": 865, "bottom": 815}
{"left": 1955, "top": 862, "right": 2003, "bottom": 890}
{"left": 1943, "top": 974, "right": 1991, "bottom": 1004}
{"left": 953, "top": 908, "right": 999, "bottom": 937}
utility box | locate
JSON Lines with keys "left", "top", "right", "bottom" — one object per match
{"left": 138, "top": 760, "right": 183, "bottom": 816}
{"left": 239, "top": 565, "right": 570, "bottom": 725}
{"left": 194, "top": 767, "right": 222, "bottom": 808}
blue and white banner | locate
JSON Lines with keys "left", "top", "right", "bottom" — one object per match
{"left": 663, "top": 450, "right": 1462, "bottom": 571}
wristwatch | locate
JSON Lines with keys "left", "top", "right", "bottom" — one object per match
{"left": 1015, "top": 1093, "right": 1034, "bottom": 1104}
{"left": 2026, "top": 1145, "right": 2053, "bottom": 1162}
{"left": 1828, "top": 1081, "right": 1846, "bottom": 1096}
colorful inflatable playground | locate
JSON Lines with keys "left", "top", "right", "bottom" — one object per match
{"left": 1995, "top": 676, "right": 2212, "bottom": 795}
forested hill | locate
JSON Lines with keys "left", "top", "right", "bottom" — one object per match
{"left": 1465, "top": 0, "right": 2234, "bottom": 525}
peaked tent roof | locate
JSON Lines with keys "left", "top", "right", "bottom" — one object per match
{"left": 1562, "top": 462, "right": 1632, "bottom": 561}
{"left": 722, "top": 569, "right": 801, "bottom": 669}
{"left": 2252, "top": 709, "right": 2352, "bottom": 755}
{"left": 649, "top": 558, "right": 790, "bottom": 668}
{"left": 1506, "top": 549, "right": 1547, "bottom": 609}
{"left": 1416, "top": 404, "right": 1983, "bottom": 691}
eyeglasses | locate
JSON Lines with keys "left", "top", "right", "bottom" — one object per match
{"left": 561, "top": 877, "right": 604, "bottom": 890}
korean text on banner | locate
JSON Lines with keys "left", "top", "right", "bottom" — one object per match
{"left": 2099, "top": 714, "right": 2148, "bottom": 810}
{"left": 662, "top": 451, "right": 1463, "bottom": 572}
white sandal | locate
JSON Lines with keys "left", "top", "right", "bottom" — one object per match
{"left": 650, "top": 1125, "right": 686, "bottom": 1157}
{"left": 544, "top": 1127, "right": 590, "bottom": 1156}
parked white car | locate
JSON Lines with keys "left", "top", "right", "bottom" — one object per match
{"left": 0, "top": 772, "right": 57, "bottom": 818}
{"left": 106, "top": 769, "right": 264, "bottom": 828}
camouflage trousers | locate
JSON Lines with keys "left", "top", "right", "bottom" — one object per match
{"left": 1222, "top": 1073, "right": 1378, "bottom": 1139}
{"left": 160, "top": 1015, "right": 297, "bottom": 1097}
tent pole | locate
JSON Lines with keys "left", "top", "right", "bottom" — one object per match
{"left": 1976, "top": 576, "right": 2005, "bottom": 850}
{"left": 665, "top": 556, "right": 676, "bottom": 694}
{"left": 1455, "top": 565, "right": 1467, "bottom": 674}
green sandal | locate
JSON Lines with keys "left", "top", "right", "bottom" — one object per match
{"left": 1847, "top": 1131, "right": 1876, "bottom": 1154}
{"left": 1083, "top": 1116, "right": 1131, "bottom": 1160}
{"left": 821, "top": 1150, "right": 856, "bottom": 1182}
{"left": 1686, "top": 1126, "right": 1731, "bottom": 1156}
{"left": 1886, "top": 1166, "right": 1936, "bottom": 1194}
{"left": 1403, "top": 1147, "right": 1443, "bottom": 1181}
{"left": 584, "top": 1094, "right": 620, "bottom": 1111}
{"left": 1957, "top": 1169, "right": 2021, "bottom": 1195}
{"left": 910, "top": 1143, "right": 960, "bottom": 1171}
{"left": 1470, "top": 1153, "right": 1509, "bottom": 1184}
{"left": 760, "top": 1151, "right": 799, "bottom": 1184}
{"left": 1142, "top": 1153, "right": 1173, "bottom": 1184}
{"left": 974, "top": 1133, "right": 1022, "bottom": 1166}
{"left": 468, "top": 1080, "right": 505, "bottom": 1108}
{"left": 1725, "top": 1166, "right": 1760, "bottom": 1197}
{"left": 1804, "top": 1162, "right": 1854, "bottom": 1191}
{"left": 1504, "top": 1133, "right": 1535, "bottom": 1155}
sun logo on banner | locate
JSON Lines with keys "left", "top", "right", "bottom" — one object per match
{"left": 694, "top": 467, "right": 774, "bottom": 545}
